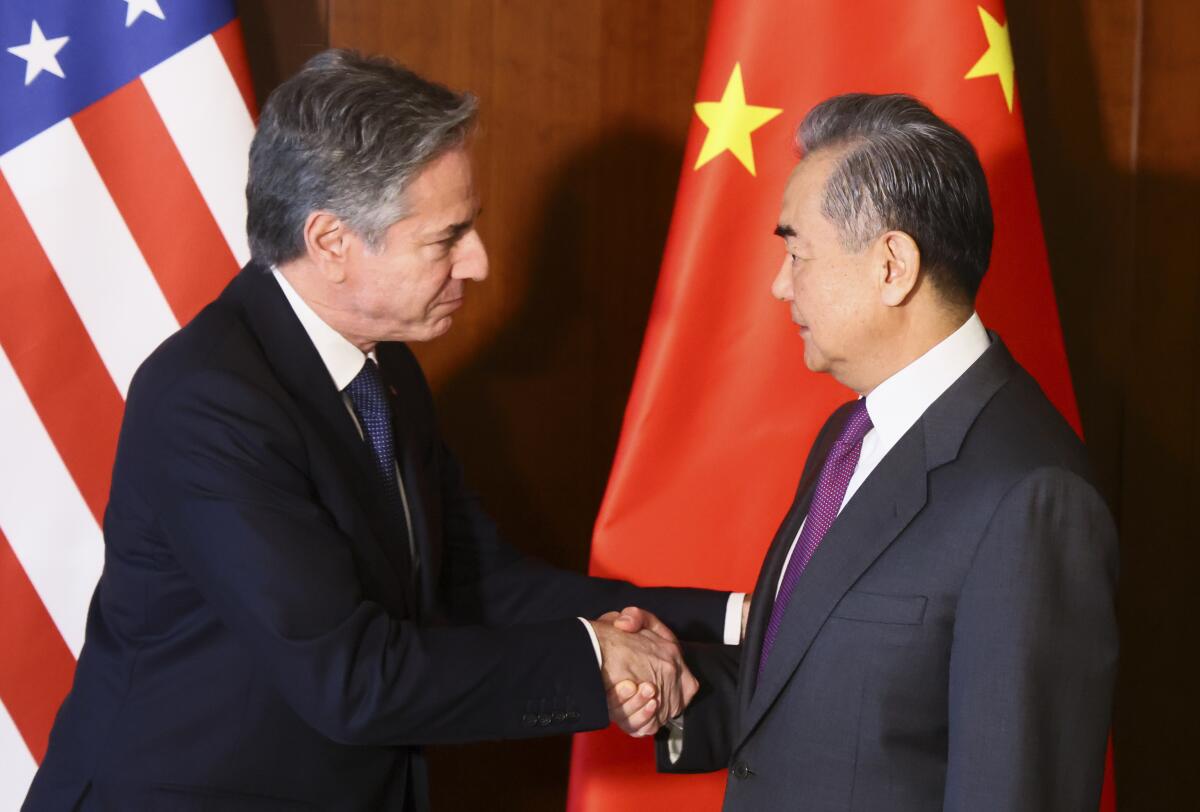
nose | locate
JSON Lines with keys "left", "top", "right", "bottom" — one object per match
{"left": 771, "top": 256, "right": 793, "bottom": 301}
{"left": 452, "top": 229, "right": 489, "bottom": 282}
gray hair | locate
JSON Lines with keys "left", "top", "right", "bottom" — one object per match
{"left": 246, "top": 49, "right": 477, "bottom": 267}
{"left": 797, "top": 94, "right": 993, "bottom": 306}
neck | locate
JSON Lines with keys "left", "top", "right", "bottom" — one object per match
{"left": 854, "top": 304, "right": 972, "bottom": 395}
{"left": 277, "top": 259, "right": 377, "bottom": 355}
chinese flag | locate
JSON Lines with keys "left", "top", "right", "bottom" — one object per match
{"left": 566, "top": 0, "right": 1116, "bottom": 810}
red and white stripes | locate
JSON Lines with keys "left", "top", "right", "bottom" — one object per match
{"left": 0, "top": 18, "right": 256, "bottom": 799}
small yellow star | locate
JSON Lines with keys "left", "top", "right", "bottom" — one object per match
{"left": 965, "top": 6, "right": 1015, "bottom": 112}
{"left": 693, "top": 63, "right": 782, "bottom": 176}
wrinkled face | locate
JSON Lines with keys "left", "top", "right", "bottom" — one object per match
{"left": 770, "top": 151, "right": 883, "bottom": 390}
{"left": 340, "top": 147, "right": 487, "bottom": 343}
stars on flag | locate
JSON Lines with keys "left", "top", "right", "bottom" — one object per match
{"left": 693, "top": 63, "right": 782, "bottom": 176}
{"left": 6, "top": 21, "right": 69, "bottom": 86}
{"left": 5, "top": 3, "right": 170, "bottom": 89}
{"left": 965, "top": 6, "right": 1016, "bottom": 112}
{"left": 125, "top": 0, "right": 167, "bottom": 28}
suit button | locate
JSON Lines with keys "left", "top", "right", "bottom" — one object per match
{"left": 521, "top": 714, "right": 537, "bottom": 727}
{"left": 537, "top": 713, "right": 553, "bottom": 726}
{"left": 730, "top": 761, "right": 753, "bottom": 779}
{"left": 565, "top": 711, "right": 580, "bottom": 721}
{"left": 553, "top": 711, "right": 568, "bottom": 722}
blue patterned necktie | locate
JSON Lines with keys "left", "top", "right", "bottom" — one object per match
{"left": 343, "top": 358, "right": 414, "bottom": 577}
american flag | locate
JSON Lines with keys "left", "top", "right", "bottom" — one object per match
{"left": 0, "top": 1, "right": 254, "bottom": 804}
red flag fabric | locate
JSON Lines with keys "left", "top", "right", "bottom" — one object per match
{"left": 0, "top": 2, "right": 254, "bottom": 804}
{"left": 567, "top": 0, "right": 1116, "bottom": 809}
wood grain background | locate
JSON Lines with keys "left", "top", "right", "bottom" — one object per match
{"left": 236, "top": 1, "right": 1199, "bottom": 808}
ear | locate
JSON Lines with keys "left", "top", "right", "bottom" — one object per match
{"left": 302, "top": 211, "right": 352, "bottom": 283}
{"left": 877, "top": 230, "right": 921, "bottom": 307}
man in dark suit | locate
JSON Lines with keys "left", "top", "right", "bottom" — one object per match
{"left": 24, "top": 50, "right": 744, "bottom": 811}
{"left": 642, "top": 94, "right": 1118, "bottom": 810}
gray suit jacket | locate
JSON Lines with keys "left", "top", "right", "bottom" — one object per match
{"left": 658, "top": 338, "right": 1118, "bottom": 811}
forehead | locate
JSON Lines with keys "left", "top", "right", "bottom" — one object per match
{"left": 780, "top": 151, "right": 840, "bottom": 222}
{"left": 404, "top": 148, "right": 477, "bottom": 218}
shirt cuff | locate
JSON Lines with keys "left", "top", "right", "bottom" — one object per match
{"left": 724, "top": 592, "right": 747, "bottom": 645}
{"left": 578, "top": 617, "right": 602, "bottom": 667}
{"left": 667, "top": 716, "right": 684, "bottom": 763}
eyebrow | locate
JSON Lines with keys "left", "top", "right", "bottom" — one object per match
{"left": 430, "top": 207, "right": 482, "bottom": 243}
{"left": 774, "top": 224, "right": 796, "bottom": 238}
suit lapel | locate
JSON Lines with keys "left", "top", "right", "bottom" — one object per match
{"left": 737, "top": 426, "right": 928, "bottom": 749}
{"left": 399, "top": 441, "right": 440, "bottom": 619}
{"left": 376, "top": 346, "right": 443, "bottom": 620}
{"left": 226, "top": 265, "right": 415, "bottom": 612}
{"left": 735, "top": 431, "right": 828, "bottom": 716}
{"left": 733, "top": 336, "right": 1019, "bottom": 751}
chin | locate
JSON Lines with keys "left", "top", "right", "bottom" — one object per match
{"left": 802, "top": 343, "right": 829, "bottom": 374}
{"left": 391, "top": 317, "right": 452, "bottom": 344}
{"left": 425, "top": 316, "right": 453, "bottom": 340}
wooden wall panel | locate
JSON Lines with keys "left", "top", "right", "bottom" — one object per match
{"left": 1115, "top": 1, "right": 1200, "bottom": 807}
{"left": 235, "top": 0, "right": 329, "bottom": 109}
{"left": 1009, "top": 0, "right": 1199, "bottom": 807}
{"left": 237, "top": 1, "right": 1199, "bottom": 807}
{"left": 1006, "top": 0, "right": 1138, "bottom": 508}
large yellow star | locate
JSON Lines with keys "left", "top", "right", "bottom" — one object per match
{"left": 964, "top": 6, "right": 1015, "bottom": 112}
{"left": 693, "top": 63, "right": 782, "bottom": 176}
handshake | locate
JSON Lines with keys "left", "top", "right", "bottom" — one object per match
{"left": 591, "top": 607, "right": 694, "bottom": 737}
{"left": 591, "top": 598, "right": 751, "bottom": 737}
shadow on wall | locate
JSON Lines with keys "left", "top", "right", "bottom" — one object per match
{"left": 425, "top": 127, "right": 690, "bottom": 811}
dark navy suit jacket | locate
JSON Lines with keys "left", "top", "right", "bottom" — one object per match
{"left": 659, "top": 339, "right": 1119, "bottom": 811}
{"left": 25, "top": 264, "right": 727, "bottom": 811}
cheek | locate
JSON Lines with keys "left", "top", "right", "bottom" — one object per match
{"left": 388, "top": 262, "right": 448, "bottom": 315}
{"left": 804, "top": 272, "right": 861, "bottom": 343}
{"left": 797, "top": 273, "right": 838, "bottom": 320}
{"left": 790, "top": 268, "right": 815, "bottom": 311}
{"left": 423, "top": 258, "right": 453, "bottom": 288}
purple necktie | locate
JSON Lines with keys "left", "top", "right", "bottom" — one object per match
{"left": 758, "top": 398, "right": 873, "bottom": 677}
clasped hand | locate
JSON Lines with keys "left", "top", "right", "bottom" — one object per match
{"left": 591, "top": 607, "right": 697, "bottom": 738}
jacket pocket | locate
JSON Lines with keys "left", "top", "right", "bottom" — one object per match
{"left": 830, "top": 590, "right": 927, "bottom": 625}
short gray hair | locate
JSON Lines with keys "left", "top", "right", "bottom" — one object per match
{"left": 246, "top": 49, "right": 477, "bottom": 267}
{"left": 797, "top": 94, "right": 993, "bottom": 306}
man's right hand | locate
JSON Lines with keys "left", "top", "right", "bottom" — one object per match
{"left": 591, "top": 610, "right": 698, "bottom": 736}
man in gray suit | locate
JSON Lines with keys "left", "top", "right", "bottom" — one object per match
{"left": 620, "top": 93, "right": 1118, "bottom": 810}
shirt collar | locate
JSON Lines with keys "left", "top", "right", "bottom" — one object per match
{"left": 271, "top": 268, "right": 367, "bottom": 391}
{"left": 863, "top": 312, "right": 991, "bottom": 448}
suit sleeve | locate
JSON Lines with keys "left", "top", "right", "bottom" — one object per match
{"left": 653, "top": 643, "right": 741, "bottom": 773}
{"left": 435, "top": 441, "right": 729, "bottom": 642}
{"left": 944, "top": 467, "right": 1119, "bottom": 811}
{"left": 146, "top": 369, "right": 608, "bottom": 747}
